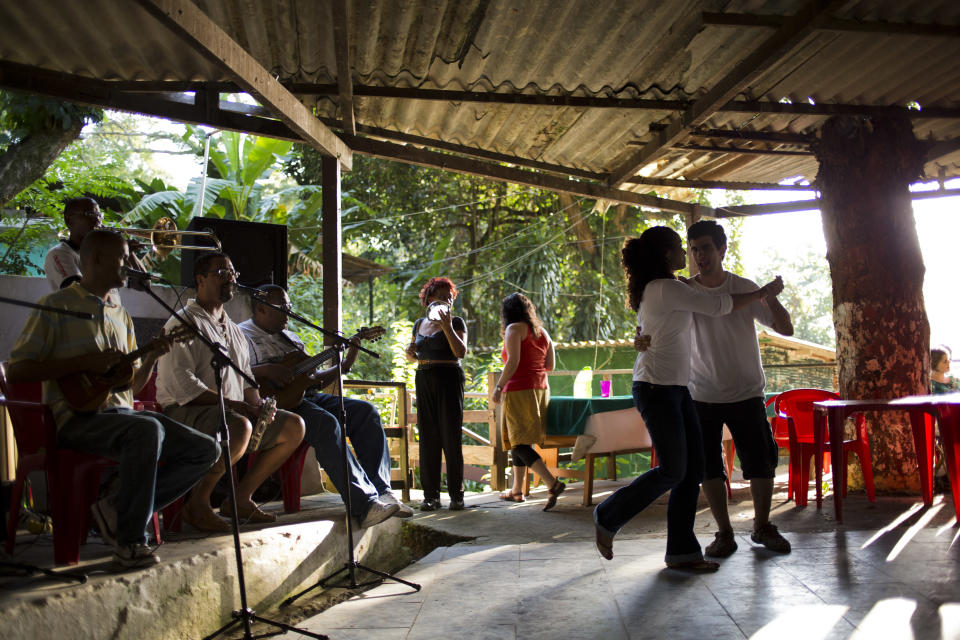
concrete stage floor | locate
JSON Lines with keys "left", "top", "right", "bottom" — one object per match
{"left": 2, "top": 471, "right": 959, "bottom": 640}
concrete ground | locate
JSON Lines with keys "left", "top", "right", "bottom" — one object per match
{"left": 296, "top": 474, "right": 960, "bottom": 640}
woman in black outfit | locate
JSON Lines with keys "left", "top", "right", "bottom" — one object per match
{"left": 405, "top": 277, "right": 468, "bottom": 511}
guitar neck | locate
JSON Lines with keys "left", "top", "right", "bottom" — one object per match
{"left": 292, "top": 347, "right": 336, "bottom": 376}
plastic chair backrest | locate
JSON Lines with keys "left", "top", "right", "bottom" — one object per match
{"left": 776, "top": 388, "right": 840, "bottom": 441}
{"left": 765, "top": 394, "right": 790, "bottom": 442}
{"left": 0, "top": 362, "right": 49, "bottom": 457}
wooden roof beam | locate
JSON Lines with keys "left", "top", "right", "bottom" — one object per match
{"left": 702, "top": 12, "right": 960, "bottom": 38}
{"left": 344, "top": 136, "right": 712, "bottom": 216}
{"left": 716, "top": 188, "right": 960, "bottom": 217}
{"left": 671, "top": 144, "right": 813, "bottom": 157}
{"left": 134, "top": 0, "right": 351, "bottom": 170}
{"left": 608, "top": 0, "right": 845, "bottom": 187}
{"left": 626, "top": 177, "right": 813, "bottom": 191}
{"left": 94, "top": 80, "right": 960, "bottom": 119}
{"left": 0, "top": 61, "right": 300, "bottom": 142}
{"left": 331, "top": 0, "right": 355, "bottom": 136}
{"left": 689, "top": 128, "right": 814, "bottom": 144}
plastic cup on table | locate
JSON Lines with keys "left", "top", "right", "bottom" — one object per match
{"left": 600, "top": 380, "right": 612, "bottom": 398}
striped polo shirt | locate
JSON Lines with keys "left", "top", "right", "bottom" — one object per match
{"left": 10, "top": 283, "right": 137, "bottom": 428}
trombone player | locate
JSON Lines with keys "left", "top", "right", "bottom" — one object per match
{"left": 45, "top": 197, "right": 162, "bottom": 293}
{"left": 45, "top": 197, "right": 104, "bottom": 290}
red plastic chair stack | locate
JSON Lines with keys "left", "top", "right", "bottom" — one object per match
{"left": 1, "top": 362, "right": 161, "bottom": 565}
{"left": 766, "top": 394, "right": 793, "bottom": 500}
{"left": 776, "top": 388, "right": 876, "bottom": 507}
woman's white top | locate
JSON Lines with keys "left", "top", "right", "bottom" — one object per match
{"left": 632, "top": 279, "right": 733, "bottom": 385}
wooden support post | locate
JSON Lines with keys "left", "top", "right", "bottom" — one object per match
{"left": 322, "top": 156, "right": 342, "bottom": 339}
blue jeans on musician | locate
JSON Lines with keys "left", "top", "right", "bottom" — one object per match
{"left": 58, "top": 408, "right": 220, "bottom": 546}
{"left": 594, "top": 381, "right": 706, "bottom": 563}
{"left": 295, "top": 393, "right": 392, "bottom": 520}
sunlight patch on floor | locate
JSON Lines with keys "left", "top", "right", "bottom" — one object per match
{"left": 850, "top": 598, "right": 917, "bottom": 640}
{"left": 748, "top": 604, "right": 848, "bottom": 640}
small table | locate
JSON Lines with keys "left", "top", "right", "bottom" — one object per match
{"left": 934, "top": 397, "right": 960, "bottom": 523}
{"left": 813, "top": 396, "right": 944, "bottom": 523}
{"left": 538, "top": 396, "right": 646, "bottom": 505}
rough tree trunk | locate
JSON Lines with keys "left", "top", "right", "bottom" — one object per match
{"left": 815, "top": 116, "right": 929, "bottom": 493}
{"left": 0, "top": 121, "right": 84, "bottom": 206}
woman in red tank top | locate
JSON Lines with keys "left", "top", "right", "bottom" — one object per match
{"left": 492, "top": 293, "right": 565, "bottom": 511}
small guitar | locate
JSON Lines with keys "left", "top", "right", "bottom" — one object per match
{"left": 58, "top": 325, "right": 193, "bottom": 412}
{"left": 260, "top": 326, "right": 385, "bottom": 409}
{"left": 248, "top": 396, "right": 278, "bottom": 451}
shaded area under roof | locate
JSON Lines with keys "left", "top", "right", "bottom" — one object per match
{"left": 2, "top": 1, "right": 960, "bottom": 208}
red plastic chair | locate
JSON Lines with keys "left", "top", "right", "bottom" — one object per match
{"left": 766, "top": 394, "right": 793, "bottom": 500}
{"left": 245, "top": 440, "right": 312, "bottom": 513}
{"left": 776, "top": 388, "right": 876, "bottom": 507}
{"left": 1, "top": 362, "right": 161, "bottom": 565}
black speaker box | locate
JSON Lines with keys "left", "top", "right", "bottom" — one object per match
{"left": 179, "top": 217, "right": 288, "bottom": 288}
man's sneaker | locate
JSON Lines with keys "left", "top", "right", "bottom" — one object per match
{"left": 751, "top": 523, "right": 791, "bottom": 553}
{"left": 448, "top": 498, "right": 465, "bottom": 511}
{"left": 704, "top": 530, "right": 738, "bottom": 558}
{"left": 91, "top": 498, "right": 118, "bottom": 548}
{"left": 112, "top": 543, "right": 160, "bottom": 570}
{"left": 358, "top": 500, "right": 400, "bottom": 528}
{"left": 419, "top": 498, "right": 442, "bottom": 512}
{"left": 379, "top": 492, "right": 414, "bottom": 518}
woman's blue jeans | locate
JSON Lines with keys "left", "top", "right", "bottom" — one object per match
{"left": 594, "top": 381, "right": 705, "bottom": 563}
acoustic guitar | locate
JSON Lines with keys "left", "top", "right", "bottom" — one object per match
{"left": 259, "top": 326, "right": 385, "bottom": 409}
{"left": 57, "top": 325, "right": 193, "bottom": 412}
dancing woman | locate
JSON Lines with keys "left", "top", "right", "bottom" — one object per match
{"left": 492, "top": 293, "right": 565, "bottom": 511}
{"left": 406, "top": 277, "right": 468, "bottom": 511}
{"left": 593, "top": 226, "right": 783, "bottom": 571}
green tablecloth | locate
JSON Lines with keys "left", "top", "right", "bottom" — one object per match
{"left": 546, "top": 396, "right": 635, "bottom": 436}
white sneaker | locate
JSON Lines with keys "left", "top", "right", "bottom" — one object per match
{"left": 379, "top": 492, "right": 414, "bottom": 518}
{"left": 357, "top": 500, "right": 400, "bottom": 528}
{"left": 112, "top": 543, "right": 160, "bottom": 570}
{"left": 91, "top": 498, "right": 118, "bottom": 547}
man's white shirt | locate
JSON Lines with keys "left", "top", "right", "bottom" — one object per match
{"left": 687, "top": 272, "right": 775, "bottom": 403}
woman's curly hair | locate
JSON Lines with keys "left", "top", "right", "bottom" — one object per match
{"left": 418, "top": 276, "right": 458, "bottom": 307}
{"left": 499, "top": 292, "right": 543, "bottom": 337}
{"left": 622, "top": 226, "right": 681, "bottom": 311}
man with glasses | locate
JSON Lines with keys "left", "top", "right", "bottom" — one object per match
{"left": 239, "top": 285, "right": 408, "bottom": 529}
{"left": 44, "top": 197, "right": 104, "bottom": 290}
{"left": 156, "top": 252, "right": 305, "bottom": 532}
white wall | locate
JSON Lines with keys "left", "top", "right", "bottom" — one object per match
{"left": 0, "top": 275, "right": 254, "bottom": 361}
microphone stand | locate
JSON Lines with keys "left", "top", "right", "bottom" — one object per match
{"left": 130, "top": 276, "right": 327, "bottom": 640}
{"left": 230, "top": 284, "right": 420, "bottom": 604}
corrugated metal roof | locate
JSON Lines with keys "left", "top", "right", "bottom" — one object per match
{"left": 2, "top": 0, "right": 960, "bottom": 193}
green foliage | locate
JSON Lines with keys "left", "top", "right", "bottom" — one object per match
{"left": 0, "top": 91, "right": 102, "bottom": 149}
{"left": 755, "top": 245, "right": 835, "bottom": 347}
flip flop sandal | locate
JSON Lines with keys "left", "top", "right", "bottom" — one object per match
{"left": 543, "top": 480, "right": 566, "bottom": 511}
{"left": 499, "top": 492, "right": 525, "bottom": 502}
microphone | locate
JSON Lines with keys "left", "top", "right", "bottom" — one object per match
{"left": 231, "top": 281, "right": 267, "bottom": 299}
{"left": 123, "top": 267, "right": 165, "bottom": 282}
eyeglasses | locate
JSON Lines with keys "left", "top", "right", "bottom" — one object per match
{"left": 203, "top": 268, "right": 239, "bottom": 280}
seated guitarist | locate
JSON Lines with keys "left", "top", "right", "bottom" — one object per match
{"left": 8, "top": 229, "right": 220, "bottom": 570}
{"left": 156, "top": 253, "right": 305, "bottom": 533}
{"left": 239, "top": 285, "right": 412, "bottom": 527}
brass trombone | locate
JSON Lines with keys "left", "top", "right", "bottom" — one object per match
{"left": 110, "top": 217, "right": 222, "bottom": 258}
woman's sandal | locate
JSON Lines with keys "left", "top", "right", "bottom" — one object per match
{"left": 665, "top": 559, "right": 720, "bottom": 572}
{"left": 543, "top": 480, "right": 566, "bottom": 511}
{"left": 499, "top": 491, "right": 525, "bottom": 502}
